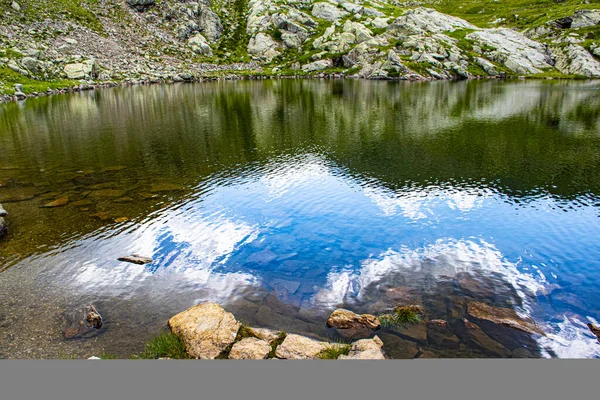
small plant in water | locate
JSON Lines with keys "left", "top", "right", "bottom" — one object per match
{"left": 378, "top": 305, "right": 422, "bottom": 329}
{"left": 138, "top": 331, "right": 190, "bottom": 359}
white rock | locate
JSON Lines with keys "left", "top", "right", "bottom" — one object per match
{"left": 312, "top": 2, "right": 349, "bottom": 22}
{"left": 168, "top": 303, "right": 241, "bottom": 359}
{"left": 339, "top": 336, "right": 386, "bottom": 360}
{"left": 248, "top": 33, "right": 280, "bottom": 61}
{"left": 388, "top": 7, "right": 477, "bottom": 35}
{"left": 63, "top": 60, "right": 97, "bottom": 80}
{"left": 11, "top": 2, "right": 20, "bottom": 12}
{"left": 275, "top": 334, "right": 329, "bottom": 359}
{"left": 188, "top": 34, "right": 212, "bottom": 56}
{"left": 372, "top": 17, "right": 389, "bottom": 29}
{"left": 228, "top": 338, "right": 270, "bottom": 359}
{"left": 570, "top": 10, "right": 600, "bottom": 28}
{"left": 554, "top": 44, "right": 600, "bottom": 77}
{"left": 302, "top": 59, "right": 332, "bottom": 72}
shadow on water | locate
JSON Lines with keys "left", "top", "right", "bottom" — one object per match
{"left": 1, "top": 79, "right": 600, "bottom": 358}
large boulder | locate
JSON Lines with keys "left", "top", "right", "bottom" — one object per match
{"left": 553, "top": 44, "right": 600, "bottom": 77}
{"left": 64, "top": 59, "right": 97, "bottom": 80}
{"left": 388, "top": 7, "right": 477, "bottom": 35}
{"left": 248, "top": 33, "right": 280, "bottom": 61}
{"left": 312, "top": 3, "right": 349, "bottom": 21}
{"left": 126, "top": 0, "right": 155, "bottom": 11}
{"left": 326, "top": 309, "right": 380, "bottom": 339}
{"left": 302, "top": 59, "right": 332, "bottom": 72}
{"left": 467, "top": 29, "right": 552, "bottom": 74}
{"left": 339, "top": 336, "right": 386, "bottom": 359}
{"left": 168, "top": 303, "right": 241, "bottom": 359}
{"left": 570, "top": 9, "right": 600, "bottom": 28}
{"left": 274, "top": 334, "right": 328, "bottom": 359}
{"left": 188, "top": 33, "right": 212, "bottom": 56}
{"left": 228, "top": 337, "right": 270, "bottom": 359}
{"left": 198, "top": 4, "right": 223, "bottom": 42}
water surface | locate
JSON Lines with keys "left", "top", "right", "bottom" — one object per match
{"left": 1, "top": 80, "right": 600, "bottom": 358}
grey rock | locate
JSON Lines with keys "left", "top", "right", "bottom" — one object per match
{"left": 188, "top": 33, "right": 212, "bottom": 56}
{"left": 126, "top": 0, "right": 155, "bottom": 11}
{"left": 248, "top": 33, "right": 280, "bottom": 62}
{"left": 64, "top": 59, "right": 97, "bottom": 80}
{"left": 302, "top": 59, "right": 332, "bottom": 72}
{"left": 553, "top": 44, "right": 600, "bottom": 77}
{"left": 11, "top": 1, "right": 20, "bottom": 12}
{"left": 118, "top": 254, "right": 153, "bottom": 265}
{"left": 198, "top": 4, "right": 223, "bottom": 42}
{"left": 570, "top": 10, "right": 600, "bottom": 28}
{"left": 312, "top": 3, "right": 349, "bottom": 21}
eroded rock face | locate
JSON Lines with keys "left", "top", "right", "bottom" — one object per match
{"left": 168, "top": 303, "right": 241, "bottom": 359}
{"left": 275, "top": 334, "right": 328, "bottom": 359}
{"left": 326, "top": 309, "right": 380, "bottom": 338}
{"left": 554, "top": 44, "right": 600, "bottom": 77}
{"left": 467, "top": 301, "right": 543, "bottom": 335}
{"left": 339, "top": 336, "right": 386, "bottom": 359}
{"left": 228, "top": 337, "right": 270, "bottom": 359}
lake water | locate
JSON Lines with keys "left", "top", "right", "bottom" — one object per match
{"left": 1, "top": 79, "right": 599, "bottom": 358}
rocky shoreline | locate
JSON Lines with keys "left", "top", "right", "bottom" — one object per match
{"left": 1, "top": 2, "right": 600, "bottom": 102}
{"left": 84, "top": 300, "right": 550, "bottom": 360}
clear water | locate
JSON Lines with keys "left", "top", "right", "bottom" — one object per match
{"left": 1, "top": 80, "right": 600, "bottom": 358}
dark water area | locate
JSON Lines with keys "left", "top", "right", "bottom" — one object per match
{"left": 1, "top": 79, "right": 600, "bottom": 358}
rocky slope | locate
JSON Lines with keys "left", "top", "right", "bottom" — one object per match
{"left": 1, "top": 0, "right": 599, "bottom": 99}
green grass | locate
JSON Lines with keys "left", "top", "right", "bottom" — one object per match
{"left": 99, "top": 353, "right": 118, "bottom": 359}
{"left": 378, "top": 305, "right": 423, "bottom": 329}
{"left": 316, "top": 343, "right": 351, "bottom": 359}
{"left": 0, "top": 65, "right": 79, "bottom": 95}
{"left": 1, "top": 0, "right": 104, "bottom": 33}
{"left": 137, "top": 331, "right": 191, "bottom": 360}
{"left": 420, "top": 0, "right": 600, "bottom": 30}
{"left": 268, "top": 331, "right": 287, "bottom": 359}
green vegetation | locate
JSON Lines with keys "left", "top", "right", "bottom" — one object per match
{"left": 1, "top": 0, "right": 104, "bottom": 33}
{"left": 421, "top": 0, "right": 600, "bottom": 30}
{"left": 99, "top": 353, "right": 118, "bottom": 359}
{"left": 213, "top": 0, "right": 251, "bottom": 62}
{"left": 316, "top": 343, "right": 351, "bottom": 359}
{"left": 0, "top": 65, "right": 78, "bottom": 95}
{"left": 268, "top": 331, "right": 287, "bottom": 359}
{"left": 137, "top": 331, "right": 191, "bottom": 359}
{"left": 378, "top": 306, "right": 422, "bottom": 329}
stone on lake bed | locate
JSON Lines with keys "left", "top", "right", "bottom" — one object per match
{"left": 467, "top": 301, "right": 544, "bottom": 335}
{"left": 118, "top": 254, "right": 153, "bottom": 265}
{"left": 90, "top": 212, "right": 111, "bottom": 220}
{"left": 247, "top": 250, "right": 277, "bottom": 264}
{"left": 41, "top": 196, "right": 69, "bottom": 208}
{"left": 91, "top": 189, "right": 126, "bottom": 198}
{"left": 114, "top": 217, "right": 129, "bottom": 223}
{"left": 71, "top": 199, "right": 93, "bottom": 207}
{"left": 168, "top": 303, "right": 241, "bottom": 359}
{"left": 326, "top": 308, "right": 381, "bottom": 338}
{"left": 150, "top": 183, "right": 183, "bottom": 192}
{"left": 228, "top": 337, "right": 271, "bottom": 359}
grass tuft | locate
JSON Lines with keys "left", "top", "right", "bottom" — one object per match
{"left": 317, "top": 343, "right": 351, "bottom": 359}
{"left": 378, "top": 305, "right": 422, "bottom": 328}
{"left": 137, "top": 331, "right": 190, "bottom": 359}
{"left": 268, "top": 331, "right": 287, "bottom": 359}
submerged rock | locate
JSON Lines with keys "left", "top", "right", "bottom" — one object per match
{"left": 86, "top": 305, "right": 103, "bottom": 329}
{"left": 339, "top": 336, "right": 386, "bottom": 360}
{"left": 40, "top": 196, "right": 69, "bottom": 208}
{"left": 588, "top": 323, "right": 600, "bottom": 341}
{"left": 460, "top": 318, "right": 509, "bottom": 357}
{"left": 228, "top": 337, "right": 270, "bottom": 359}
{"left": 63, "top": 305, "right": 105, "bottom": 339}
{"left": 426, "top": 319, "right": 460, "bottom": 349}
{"left": 168, "top": 303, "right": 241, "bottom": 359}
{"left": 467, "top": 301, "right": 543, "bottom": 335}
{"left": 275, "top": 334, "right": 328, "bottom": 359}
{"left": 326, "top": 309, "right": 380, "bottom": 338}
{"left": 118, "top": 254, "right": 153, "bottom": 265}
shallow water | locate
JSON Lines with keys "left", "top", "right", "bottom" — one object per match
{"left": 1, "top": 79, "right": 600, "bottom": 358}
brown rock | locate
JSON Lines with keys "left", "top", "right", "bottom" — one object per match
{"left": 248, "top": 327, "right": 282, "bottom": 343}
{"left": 588, "top": 323, "right": 600, "bottom": 341}
{"left": 378, "top": 333, "right": 419, "bottom": 359}
{"left": 467, "top": 301, "right": 544, "bottom": 335}
{"left": 228, "top": 337, "right": 270, "bottom": 359}
{"left": 168, "top": 303, "right": 241, "bottom": 359}
{"left": 86, "top": 305, "right": 103, "bottom": 329}
{"left": 274, "top": 334, "right": 329, "bottom": 359}
{"left": 326, "top": 308, "right": 380, "bottom": 338}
